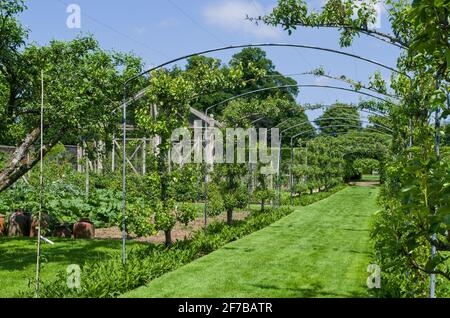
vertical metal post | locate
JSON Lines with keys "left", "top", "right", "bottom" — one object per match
{"left": 290, "top": 139, "right": 294, "bottom": 205}
{"left": 203, "top": 116, "right": 208, "bottom": 235}
{"left": 276, "top": 135, "right": 282, "bottom": 207}
{"left": 430, "top": 84, "right": 441, "bottom": 298}
{"left": 111, "top": 133, "right": 116, "bottom": 172}
{"left": 35, "top": 70, "right": 44, "bottom": 298}
{"left": 408, "top": 79, "right": 414, "bottom": 158}
{"left": 203, "top": 155, "right": 208, "bottom": 234}
{"left": 305, "top": 144, "right": 309, "bottom": 194}
{"left": 168, "top": 148, "right": 171, "bottom": 173}
{"left": 247, "top": 163, "right": 252, "bottom": 215}
{"left": 84, "top": 141, "right": 89, "bottom": 199}
{"left": 142, "top": 138, "right": 147, "bottom": 175}
{"left": 122, "top": 84, "right": 127, "bottom": 265}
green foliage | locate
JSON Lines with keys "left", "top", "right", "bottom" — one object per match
{"left": 206, "top": 183, "right": 225, "bottom": 217}
{"left": 133, "top": 58, "right": 248, "bottom": 244}
{"left": 291, "top": 135, "right": 345, "bottom": 193}
{"left": 171, "top": 164, "right": 203, "bottom": 202}
{"left": 253, "top": 165, "right": 275, "bottom": 212}
{"left": 0, "top": 152, "right": 130, "bottom": 230}
{"left": 261, "top": 0, "right": 394, "bottom": 47}
{"left": 371, "top": 144, "right": 450, "bottom": 297}
{"left": 281, "top": 184, "right": 346, "bottom": 206}
{"left": 259, "top": 1, "right": 450, "bottom": 296}
{"left": 315, "top": 104, "right": 362, "bottom": 135}
{"left": 20, "top": 206, "right": 294, "bottom": 298}
{"left": 0, "top": 1, "right": 144, "bottom": 194}
{"left": 192, "top": 47, "right": 307, "bottom": 132}
{"left": 119, "top": 198, "right": 155, "bottom": 238}
{"left": 289, "top": 130, "right": 390, "bottom": 196}
{"left": 408, "top": 0, "right": 450, "bottom": 78}
{"left": 353, "top": 158, "right": 379, "bottom": 175}
{"left": 212, "top": 163, "right": 249, "bottom": 222}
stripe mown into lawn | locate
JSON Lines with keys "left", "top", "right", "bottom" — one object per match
{"left": 123, "top": 185, "right": 379, "bottom": 298}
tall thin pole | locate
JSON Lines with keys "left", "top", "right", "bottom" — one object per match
{"left": 142, "top": 138, "right": 147, "bottom": 175}
{"left": 122, "top": 84, "right": 127, "bottom": 265}
{"left": 35, "top": 70, "right": 44, "bottom": 297}
{"left": 430, "top": 81, "right": 441, "bottom": 298}
{"left": 290, "top": 139, "right": 294, "bottom": 205}
{"left": 248, "top": 163, "right": 252, "bottom": 215}
{"left": 276, "top": 135, "right": 282, "bottom": 207}
{"left": 203, "top": 120, "right": 208, "bottom": 235}
{"left": 84, "top": 141, "right": 89, "bottom": 199}
{"left": 111, "top": 133, "right": 116, "bottom": 172}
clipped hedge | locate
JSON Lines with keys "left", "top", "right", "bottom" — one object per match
{"left": 280, "top": 185, "right": 347, "bottom": 206}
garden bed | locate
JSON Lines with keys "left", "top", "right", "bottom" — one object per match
{"left": 95, "top": 211, "right": 248, "bottom": 244}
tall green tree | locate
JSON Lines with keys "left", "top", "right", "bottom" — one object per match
{"left": 0, "top": 1, "right": 144, "bottom": 194}
{"left": 315, "top": 104, "right": 361, "bottom": 135}
{"left": 192, "top": 48, "right": 306, "bottom": 130}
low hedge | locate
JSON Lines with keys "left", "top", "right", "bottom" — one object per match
{"left": 19, "top": 206, "right": 294, "bottom": 298}
{"left": 280, "top": 185, "right": 347, "bottom": 206}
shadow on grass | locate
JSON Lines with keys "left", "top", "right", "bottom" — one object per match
{"left": 222, "top": 246, "right": 256, "bottom": 253}
{"left": 338, "top": 227, "right": 370, "bottom": 232}
{"left": 250, "top": 282, "right": 367, "bottom": 298}
{"left": 0, "top": 237, "right": 147, "bottom": 271}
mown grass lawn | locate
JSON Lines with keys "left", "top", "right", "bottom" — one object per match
{"left": 0, "top": 238, "right": 146, "bottom": 298}
{"left": 124, "top": 185, "right": 379, "bottom": 298}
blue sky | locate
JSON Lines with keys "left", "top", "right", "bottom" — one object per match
{"left": 19, "top": 0, "right": 402, "bottom": 119}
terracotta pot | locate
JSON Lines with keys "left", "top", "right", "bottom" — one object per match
{"left": 0, "top": 214, "right": 5, "bottom": 236}
{"left": 8, "top": 211, "right": 31, "bottom": 237}
{"left": 73, "top": 218, "right": 95, "bottom": 239}
{"left": 55, "top": 223, "right": 72, "bottom": 238}
{"left": 30, "top": 213, "right": 53, "bottom": 238}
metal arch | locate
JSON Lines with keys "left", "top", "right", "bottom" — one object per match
{"left": 275, "top": 104, "right": 390, "bottom": 130}
{"left": 121, "top": 42, "right": 413, "bottom": 265}
{"left": 290, "top": 124, "right": 392, "bottom": 142}
{"left": 287, "top": 129, "right": 392, "bottom": 204}
{"left": 289, "top": 130, "right": 392, "bottom": 204}
{"left": 275, "top": 122, "right": 392, "bottom": 206}
{"left": 303, "top": 104, "right": 389, "bottom": 117}
{"left": 266, "top": 72, "right": 402, "bottom": 101}
{"left": 126, "top": 43, "right": 410, "bottom": 84}
{"left": 280, "top": 118, "right": 392, "bottom": 140}
{"left": 202, "top": 83, "right": 394, "bottom": 234}
{"left": 205, "top": 84, "right": 397, "bottom": 117}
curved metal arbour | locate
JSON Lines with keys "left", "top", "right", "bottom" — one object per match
{"left": 205, "top": 84, "right": 397, "bottom": 117}
{"left": 274, "top": 122, "right": 392, "bottom": 204}
{"left": 286, "top": 128, "right": 391, "bottom": 204}
{"left": 121, "top": 43, "right": 411, "bottom": 264}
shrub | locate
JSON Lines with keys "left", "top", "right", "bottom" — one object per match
{"left": 19, "top": 206, "right": 294, "bottom": 298}
{"left": 281, "top": 185, "right": 346, "bottom": 206}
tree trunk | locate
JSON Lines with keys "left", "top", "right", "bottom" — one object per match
{"left": 261, "top": 200, "right": 265, "bottom": 212}
{"left": 227, "top": 209, "right": 233, "bottom": 225}
{"left": 0, "top": 128, "right": 61, "bottom": 193}
{"left": 164, "top": 230, "right": 173, "bottom": 247}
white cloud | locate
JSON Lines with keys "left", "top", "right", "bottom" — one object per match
{"left": 202, "top": 0, "right": 281, "bottom": 39}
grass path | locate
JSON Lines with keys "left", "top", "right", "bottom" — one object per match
{"left": 124, "top": 185, "right": 379, "bottom": 298}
